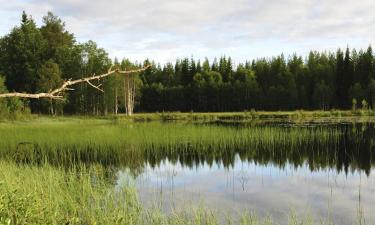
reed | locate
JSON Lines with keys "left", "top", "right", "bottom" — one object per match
{"left": 0, "top": 119, "right": 349, "bottom": 168}
{"left": 0, "top": 161, "right": 326, "bottom": 225}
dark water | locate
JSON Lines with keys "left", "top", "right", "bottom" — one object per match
{"left": 116, "top": 123, "right": 375, "bottom": 224}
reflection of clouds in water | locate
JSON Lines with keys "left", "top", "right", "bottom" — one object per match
{"left": 115, "top": 169, "right": 136, "bottom": 191}
{"left": 137, "top": 160, "right": 216, "bottom": 186}
{"left": 124, "top": 156, "right": 375, "bottom": 225}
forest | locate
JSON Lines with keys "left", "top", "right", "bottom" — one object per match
{"left": 1, "top": 11, "right": 375, "bottom": 115}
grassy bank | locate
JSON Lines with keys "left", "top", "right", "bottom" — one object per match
{"left": 0, "top": 161, "right": 322, "bottom": 225}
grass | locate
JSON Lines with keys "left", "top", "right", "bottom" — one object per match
{"left": 0, "top": 160, "right": 326, "bottom": 225}
{"left": 0, "top": 161, "right": 142, "bottom": 225}
{"left": 0, "top": 118, "right": 361, "bottom": 170}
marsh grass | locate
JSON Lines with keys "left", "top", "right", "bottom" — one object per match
{"left": 0, "top": 119, "right": 350, "bottom": 169}
{"left": 0, "top": 161, "right": 142, "bottom": 224}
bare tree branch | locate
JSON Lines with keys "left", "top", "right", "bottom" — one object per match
{"left": 86, "top": 80, "right": 104, "bottom": 92}
{"left": 0, "top": 65, "right": 150, "bottom": 100}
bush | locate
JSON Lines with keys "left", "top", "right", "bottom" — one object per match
{"left": 0, "top": 76, "right": 31, "bottom": 120}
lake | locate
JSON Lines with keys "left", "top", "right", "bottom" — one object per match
{"left": 116, "top": 122, "right": 375, "bottom": 224}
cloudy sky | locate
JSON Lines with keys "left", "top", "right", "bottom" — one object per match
{"left": 1, "top": 0, "right": 374, "bottom": 64}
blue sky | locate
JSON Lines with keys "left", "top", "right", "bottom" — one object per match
{"left": 1, "top": 0, "right": 374, "bottom": 64}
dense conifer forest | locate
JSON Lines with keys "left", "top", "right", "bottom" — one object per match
{"left": 1, "top": 12, "right": 375, "bottom": 115}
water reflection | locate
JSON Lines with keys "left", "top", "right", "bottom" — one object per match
{"left": 137, "top": 123, "right": 375, "bottom": 176}
{"left": 116, "top": 123, "right": 375, "bottom": 224}
{"left": 118, "top": 157, "right": 375, "bottom": 224}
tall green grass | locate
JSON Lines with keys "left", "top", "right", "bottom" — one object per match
{"left": 0, "top": 119, "right": 372, "bottom": 173}
{"left": 0, "top": 161, "right": 319, "bottom": 225}
{"left": 0, "top": 120, "right": 339, "bottom": 163}
{"left": 0, "top": 161, "right": 142, "bottom": 224}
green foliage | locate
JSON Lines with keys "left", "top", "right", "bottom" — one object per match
{"left": 366, "top": 79, "right": 375, "bottom": 107}
{"left": 0, "top": 76, "right": 30, "bottom": 120}
{"left": 349, "top": 83, "right": 365, "bottom": 105}
{"left": 1, "top": 11, "right": 375, "bottom": 114}
{"left": 0, "top": 11, "right": 45, "bottom": 95}
{"left": 193, "top": 72, "right": 205, "bottom": 87}
{"left": 40, "top": 11, "right": 74, "bottom": 62}
{"left": 0, "top": 12, "right": 113, "bottom": 115}
{"left": 313, "top": 81, "right": 333, "bottom": 110}
{"left": 37, "top": 59, "right": 63, "bottom": 114}
{"left": 139, "top": 48, "right": 373, "bottom": 112}
{"left": 0, "top": 76, "right": 8, "bottom": 117}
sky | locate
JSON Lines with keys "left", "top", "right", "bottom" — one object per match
{"left": 0, "top": 0, "right": 375, "bottom": 64}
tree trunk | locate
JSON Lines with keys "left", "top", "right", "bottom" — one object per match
{"left": 114, "top": 86, "right": 118, "bottom": 115}
{"left": 124, "top": 75, "right": 128, "bottom": 116}
{"left": 123, "top": 74, "right": 135, "bottom": 116}
{"left": 49, "top": 99, "right": 54, "bottom": 115}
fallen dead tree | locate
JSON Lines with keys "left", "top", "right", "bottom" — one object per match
{"left": 0, "top": 65, "right": 150, "bottom": 115}
{"left": 0, "top": 65, "right": 149, "bottom": 99}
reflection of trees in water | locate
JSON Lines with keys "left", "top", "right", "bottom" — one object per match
{"left": 138, "top": 124, "right": 375, "bottom": 177}
{"left": 9, "top": 123, "right": 375, "bottom": 177}
{"left": 235, "top": 162, "right": 250, "bottom": 191}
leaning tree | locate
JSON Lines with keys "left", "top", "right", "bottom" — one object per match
{"left": 0, "top": 65, "right": 149, "bottom": 116}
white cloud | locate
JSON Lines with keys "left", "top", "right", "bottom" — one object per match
{"left": 0, "top": 0, "right": 374, "bottom": 63}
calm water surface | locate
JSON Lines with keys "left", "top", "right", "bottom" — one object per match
{"left": 117, "top": 123, "right": 375, "bottom": 224}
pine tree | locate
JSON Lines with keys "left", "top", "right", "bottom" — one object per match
{"left": 40, "top": 12, "right": 74, "bottom": 63}
{"left": 196, "top": 60, "right": 202, "bottom": 74}
{"left": 202, "top": 58, "right": 210, "bottom": 72}
{"left": 0, "top": 11, "right": 45, "bottom": 113}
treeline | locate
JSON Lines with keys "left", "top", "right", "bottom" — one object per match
{"left": 140, "top": 48, "right": 375, "bottom": 112}
{"left": 1, "top": 12, "right": 375, "bottom": 115}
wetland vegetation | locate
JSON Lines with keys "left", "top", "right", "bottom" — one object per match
{"left": 0, "top": 115, "right": 374, "bottom": 224}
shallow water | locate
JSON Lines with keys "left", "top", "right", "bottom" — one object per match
{"left": 126, "top": 157, "right": 373, "bottom": 224}
{"left": 116, "top": 122, "right": 375, "bottom": 224}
